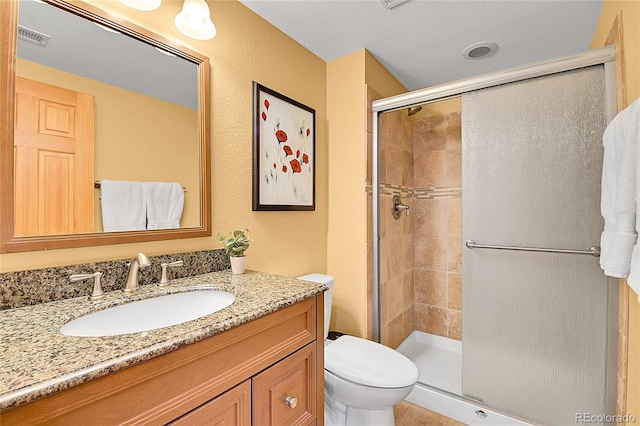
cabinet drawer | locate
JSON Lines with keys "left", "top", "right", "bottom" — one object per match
{"left": 253, "top": 343, "right": 316, "bottom": 426}
{"left": 169, "top": 380, "right": 251, "bottom": 426}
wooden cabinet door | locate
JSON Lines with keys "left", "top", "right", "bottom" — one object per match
{"left": 169, "top": 380, "right": 251, "bottom": 426}
{"left": 253, "top": 343, "right": 316, "bottom": 426}
{"left": 14, "top": 77, "right": 95, "bottom": 236}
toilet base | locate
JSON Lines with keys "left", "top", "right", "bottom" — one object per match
{"left": 347, "top": 407, "right": 394, "bottom": 426}
{"left": 325, "top": 389, "right": 395, "bottom": 426}
{"left": 325, "top": 403, "right": 395, "bottom": 426}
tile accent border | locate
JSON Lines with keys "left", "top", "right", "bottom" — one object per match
{"left": 414, "top": 187, "right": 461, "bottom": 200}
{"left": 366, "top": 182, "right": 461, "bottom": 200}
{"left": 0, "top": 249, "right": 230, "bottom": 310}
{"left": 366, "top": 182, "right": 413, "bottom": 198}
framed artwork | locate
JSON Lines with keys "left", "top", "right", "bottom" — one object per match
{"left": 252, "top": 82, "right": 316, "bottom": 211}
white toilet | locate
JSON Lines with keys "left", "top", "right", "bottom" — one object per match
{"left": 298, "top": 274, "right": 419, "bottom": 426}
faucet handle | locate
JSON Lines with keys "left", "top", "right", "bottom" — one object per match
{"left": 392, "top": 195, "right": 410, "bottom": 219}
{"left": 70, "top": 272, "right": 104, "bottom": 301}
{"left": 159, "top": 260, "right": 184, "bottom": 286}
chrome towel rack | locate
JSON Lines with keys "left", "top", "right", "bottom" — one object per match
{"left": 94, "top": 180, "right": 186, "bottom": 191}
{"left": 465, "top": 240, "right": 601, "bottom": 257}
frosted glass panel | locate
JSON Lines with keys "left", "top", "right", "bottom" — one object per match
{"left": 462, "top": 66, "right": 608, "bottom": 425}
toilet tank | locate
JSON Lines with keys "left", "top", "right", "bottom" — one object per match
{"left": 297, "top": 273, "right": 334, "bottom": 340}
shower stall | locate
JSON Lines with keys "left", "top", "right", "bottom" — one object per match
{"left": 371, "top": 47, "right": 619, "bottom": 425}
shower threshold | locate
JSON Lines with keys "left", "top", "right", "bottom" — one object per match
{"left": 396, "top": 331, "right": 535, "bottom": 426}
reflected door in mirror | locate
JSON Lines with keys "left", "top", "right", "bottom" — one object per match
{"left": 14, "top": 77, "right": 95, "bottom": 236}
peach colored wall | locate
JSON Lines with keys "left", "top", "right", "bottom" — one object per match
{"left": 365, "top": 52, "right": 408, "bottom": 98}
{"left": 16, "top": 59, "right": 200, "bottom": 230}
{"left": 591, "top": 1, "right": 640, "bottom": 423}
{"left": 326, "top": 50, "right": 368, "bottom": 337}
{"left": 1, "top": 0, "right": 327, "bottom": 277}
{"left": 327, "top": 49, "right": 408, "bottom": 338}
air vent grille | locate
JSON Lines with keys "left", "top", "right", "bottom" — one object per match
{"left": 18, "top": 26, "right": 50, "bottom": 47}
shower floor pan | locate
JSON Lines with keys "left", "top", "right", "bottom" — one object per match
{"left": 396, "top": 331, "right": 535, "bottom": 426}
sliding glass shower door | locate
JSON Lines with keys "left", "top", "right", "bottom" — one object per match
{"left": 461, "top": 66, "right": 610, "bottom": 425}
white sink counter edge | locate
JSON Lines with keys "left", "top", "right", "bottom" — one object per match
{"left": 0, "top": 270, "right": 326, "bottom": 412}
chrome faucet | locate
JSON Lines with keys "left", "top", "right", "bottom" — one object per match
{"left": 124, "top": 253, "right": 151, "bottom": 294}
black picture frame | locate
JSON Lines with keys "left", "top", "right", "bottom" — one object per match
{"left": 252, "top": 82, "right": 316, "bottom": 211}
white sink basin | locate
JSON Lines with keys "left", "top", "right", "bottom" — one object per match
{"left": 60, "top": 290, "right": 235, "bottom": 337}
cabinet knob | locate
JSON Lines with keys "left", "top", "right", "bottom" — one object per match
{"left": 285, "top": 396, "right": 298, "bottom": 408}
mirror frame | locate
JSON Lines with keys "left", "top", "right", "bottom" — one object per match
{"left": 0, "top": 0, "right": 211, "bottom": 253}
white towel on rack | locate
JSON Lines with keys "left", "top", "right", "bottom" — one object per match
{"left": 600, "top": 98, "right": 640, "bottom": 296}
{"left": 100, "top": 180, "right": 147, "bottom": 232}
{"left": 145, "top": 182, "right": 184, "bottom": 229}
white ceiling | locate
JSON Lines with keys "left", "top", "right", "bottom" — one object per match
{"left": 18, "top": 0, "right": 604, "bottom": 106}
{"left": 239, "top": 0, "right": 604, "bottom": 91}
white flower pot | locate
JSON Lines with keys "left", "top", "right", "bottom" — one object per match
{"left": 230, "top": 256, "right": 246, "bottom": 274}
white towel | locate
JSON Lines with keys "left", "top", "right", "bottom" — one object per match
{"left": 623, "top": 99, "right": 640, "bottom": 297}
{"left": 145, "top": 182, "right": 184, "bottom": 229}
{"left": 600, "top": 98, "right": 640, "bottom": 297}
{"left": 100, "top": 180, "right": 147, "bottom": 232}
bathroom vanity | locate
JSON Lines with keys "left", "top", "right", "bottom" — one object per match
{"left": 0, "top": 270, "right": 325, "bottom": 425}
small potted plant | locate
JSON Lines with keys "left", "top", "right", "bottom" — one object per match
{"left": 216, "top": 229, "right": 250, "bottom": 274}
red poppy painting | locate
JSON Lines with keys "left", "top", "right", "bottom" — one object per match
{"left": 253, "top": 82, "right": 315, "bottom": 211}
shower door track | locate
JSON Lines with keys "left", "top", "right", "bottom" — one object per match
{"left": 371, "top": 46, "right": 616, "bottom": 114}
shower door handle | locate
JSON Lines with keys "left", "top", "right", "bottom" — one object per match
{"left": 465, "top": 240, "right": 601, "bottom": 257}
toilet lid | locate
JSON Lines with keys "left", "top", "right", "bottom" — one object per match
{"left": 324, "top": 335, "right": 419, "bottom": 388}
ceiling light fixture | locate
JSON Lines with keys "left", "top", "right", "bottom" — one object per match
{"left": 118, "top": 0, "right": 161, "bottom": 11}
{"left": 174, "top": 0, "right": 217, "bottom": 41}
{"left": 462, "top": 42, "right": 498, "bottom": 60}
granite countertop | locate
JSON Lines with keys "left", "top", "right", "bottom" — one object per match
{"left": 0, "top": 270, "right": 326, "bottom": 413}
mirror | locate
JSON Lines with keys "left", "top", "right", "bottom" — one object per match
{"left": 0, "top": 0, "right": 211, "bottom": 252}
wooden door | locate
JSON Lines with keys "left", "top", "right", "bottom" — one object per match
{"left": 14, "top": 77, "right": 95, "bottom": 236}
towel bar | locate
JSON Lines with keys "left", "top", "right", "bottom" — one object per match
{"left": 94, "top": 180, "right": 186, "bottom": 191}
{"left": 465, "top": 240, "right": 600, "bottom": 257}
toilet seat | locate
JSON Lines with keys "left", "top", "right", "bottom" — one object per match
{"left": 325, "top": 335, "right": 419, "bottom": 388}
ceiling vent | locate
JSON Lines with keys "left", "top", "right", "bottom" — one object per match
{"left": 378, "top": 0, "right": 410, "bottom": 10}
{"left": 18, "top": 26, "right": 51, "bottom": 48}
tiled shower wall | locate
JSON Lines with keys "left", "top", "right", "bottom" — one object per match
{"left": 367, "top": 87, "right": 415, "bottom": 348}
{"left": 367, "top": 86, "right": 462, "bottom": 346}
{"left": 413, "top": 112, "right": 462, "bottom": 340}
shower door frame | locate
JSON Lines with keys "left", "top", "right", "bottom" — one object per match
{"left": 371, "top": 45, "right": 618, "bottom": 417}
